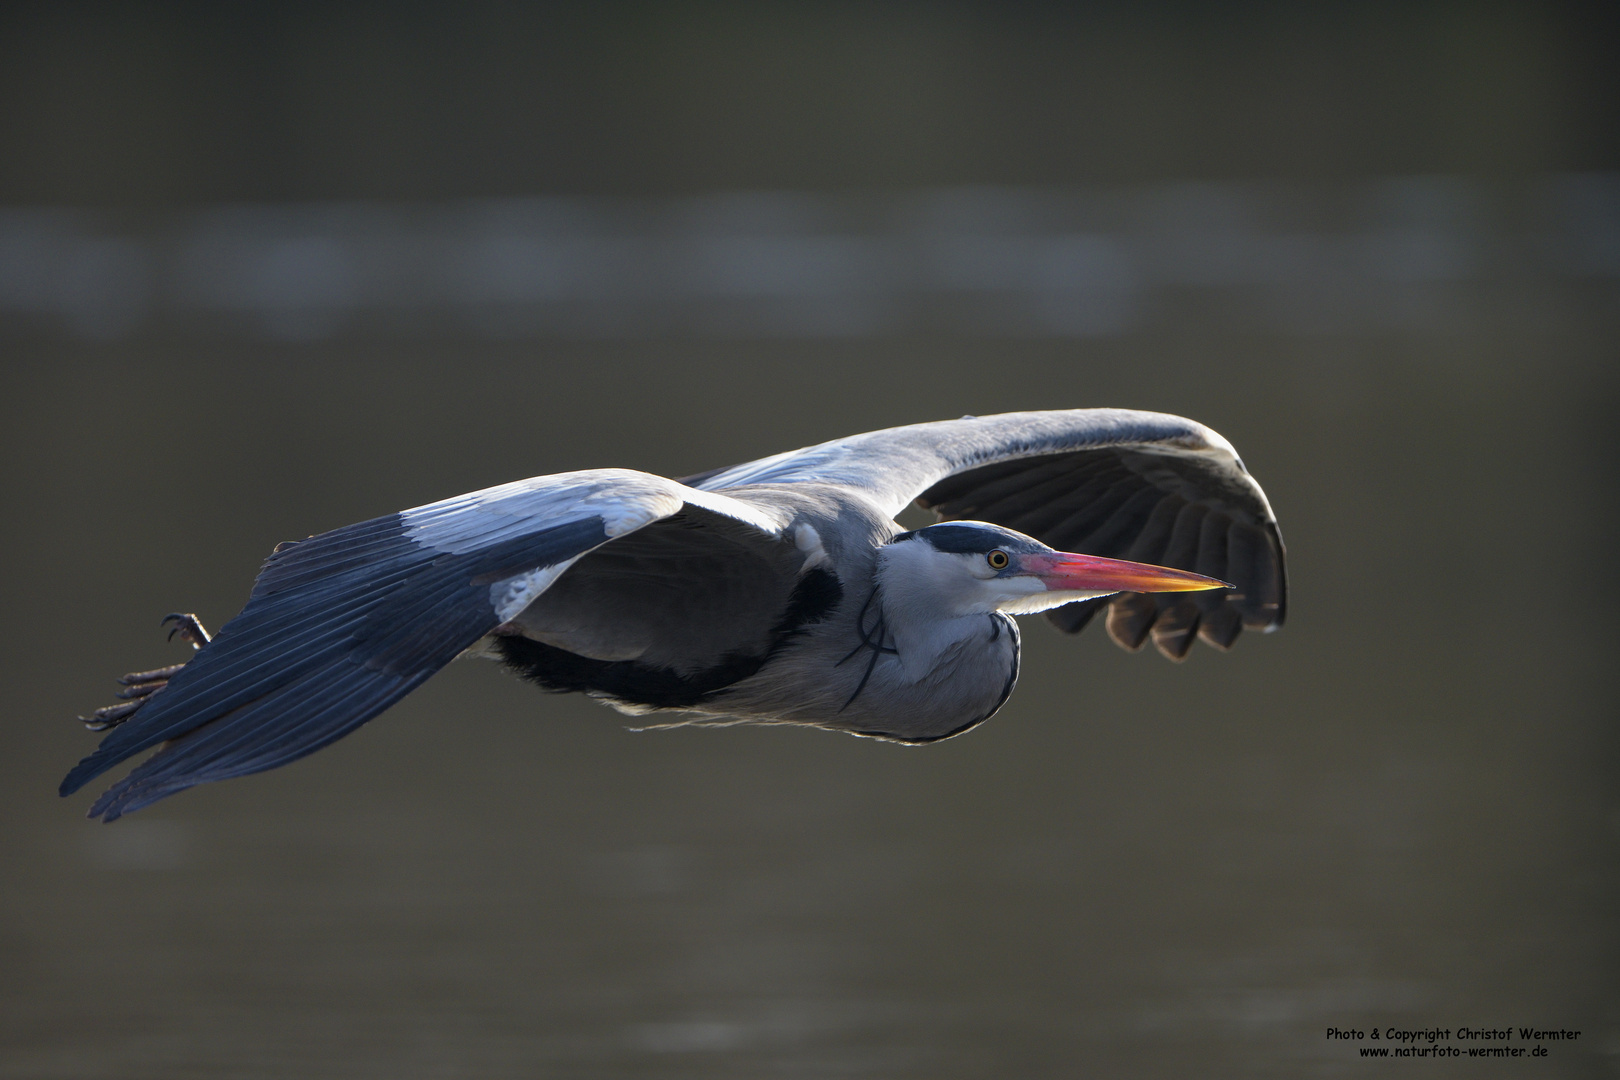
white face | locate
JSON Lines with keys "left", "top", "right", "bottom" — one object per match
{"left": 880, "top": 541, "right": 1118, "bottom": 619}
{"left": 991, "top": 576, "right": 1119, "bottom": 615}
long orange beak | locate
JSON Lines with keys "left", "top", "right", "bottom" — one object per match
{"left": 1014, "top": 551, "right": 1230, "bottom": 593}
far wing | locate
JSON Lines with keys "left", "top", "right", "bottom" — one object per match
{"left": 63, "top": 470, "right": 784, "bottom": 821}
{"left": 690, "top": 409, "right": 1285, "bottom": 659}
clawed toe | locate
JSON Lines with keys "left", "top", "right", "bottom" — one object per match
{"left": 114, "top": 665, "right": 184, "bottom": 701}
{"left": 79, "top": 617, "right": 213, "bottom": 732}
{"left": 83, "top": 680, "right": 167, "bottom": 730}
{"left": 162, "top": 613, "right": 211, "bottom": 649}
{"left": 82, "top": 699, "right": 144, "bottom": 732}
{"left": 118, "top": 662, "right": 187, "bottom": 689}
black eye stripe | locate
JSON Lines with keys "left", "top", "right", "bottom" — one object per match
{"left": 915, "top": 523, "right": 999, "bottom": 552}
{"left": 904, "top": 521, "right": 1048, "bottom": 556}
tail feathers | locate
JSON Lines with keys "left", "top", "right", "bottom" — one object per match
{"left": 80, "top": 655, "right": 424, "bottom": 822}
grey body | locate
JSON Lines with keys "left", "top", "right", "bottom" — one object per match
{"left": 503, "top": 483, "right": 1018, "bottom": 741}
{"left": 63, "top": 409, "right": 1286, "bottom": 820}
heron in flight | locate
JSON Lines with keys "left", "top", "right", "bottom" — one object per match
{"left": 63, "top": 409, "right": 1286, "bottom": 822}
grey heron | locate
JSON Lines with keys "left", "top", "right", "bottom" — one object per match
{"left": 63, "top": 408, "right": 1286, "bottom": 822}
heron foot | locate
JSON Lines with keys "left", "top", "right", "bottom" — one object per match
{"left": 162, "top": 613, "right": 211, "bottom": 649}
{"left": 79, "top": 615, "right": 212, "bottom": 731}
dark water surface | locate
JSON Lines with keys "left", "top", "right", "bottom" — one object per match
{"left": 2, "top": 346, "right": 1615, "bottom": 1077}
{"left": 2, "top": 4, "right": 1618, "bottom": 1074}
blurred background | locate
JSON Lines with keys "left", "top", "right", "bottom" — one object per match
{"left": 2, "top": 3, "right": 1617, "bottom": 1077}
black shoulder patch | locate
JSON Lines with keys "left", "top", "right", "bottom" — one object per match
{"left": 773, "top": 567, "right": 844, "bottom": 637}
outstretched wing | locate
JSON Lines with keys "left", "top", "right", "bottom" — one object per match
{"left": 690, "top": 409, "right": 1285, "bottom": 660}
{"left": 64, "top": 470, "right": 784, "bottom": 821}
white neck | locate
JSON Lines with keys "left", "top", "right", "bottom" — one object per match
{"left": 874, "top": 542, "right": 1002, "bottom": 682}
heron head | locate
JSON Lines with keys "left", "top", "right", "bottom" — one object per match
{"left": 880, "top": 521, "right": 1228, "bottom": 617}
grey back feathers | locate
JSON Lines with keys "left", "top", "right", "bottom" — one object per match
{"left": 64, "top": 408, "right": 1286, "bottom": 820}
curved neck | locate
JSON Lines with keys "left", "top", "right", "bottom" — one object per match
{"left": 871, "top": 548, "right": 998, "bottom": 683}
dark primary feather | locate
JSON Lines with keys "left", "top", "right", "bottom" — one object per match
{"left": 917, "top": 445, "right": 1286, "bottom": 659}
{"left": 62, "top": 513, "right": 610, "bottom": 821}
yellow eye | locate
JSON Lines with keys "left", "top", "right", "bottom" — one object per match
{"left": 987, "top": 550, "right": 1009, "bottom": 570}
